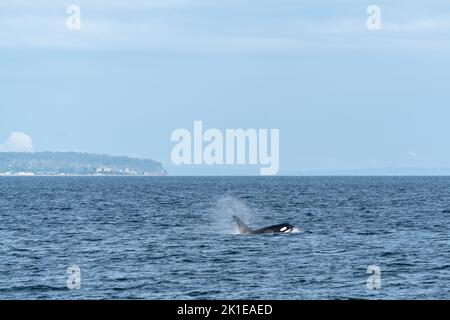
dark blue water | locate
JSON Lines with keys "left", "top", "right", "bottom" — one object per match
{"left": 0, "top": 176, "right": 449, "bottom": 299}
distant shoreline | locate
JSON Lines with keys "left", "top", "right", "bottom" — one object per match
{"left": 2, "top": 174, "right": 450, "bottom": 177}
{"left": 0, "top": 151, "right": 167, "bottom": 176}
{"left": 0, "top": 173, "right": 167, "bottom": 177}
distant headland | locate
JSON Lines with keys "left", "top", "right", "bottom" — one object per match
{"left": 0, "top": 152, "right": 167, "bottom": 176}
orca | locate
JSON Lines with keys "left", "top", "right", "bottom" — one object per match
{"left": 232, "top": 215, "right": 295, "bottom": 235}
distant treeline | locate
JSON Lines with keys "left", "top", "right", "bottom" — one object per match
{"left": 0, "top": 152, "right": 167, "bottom": 176}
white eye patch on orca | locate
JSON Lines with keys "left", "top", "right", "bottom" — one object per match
{"left": 280, "top": 227, "right": 287, "bottom": 232}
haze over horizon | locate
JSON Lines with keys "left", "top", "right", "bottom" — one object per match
{"left": 1, "top": 0, "right": 449, "bottom": 175}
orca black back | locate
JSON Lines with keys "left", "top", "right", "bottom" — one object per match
{"left": 232, "top": 215, "right": 294, "bottom": 235}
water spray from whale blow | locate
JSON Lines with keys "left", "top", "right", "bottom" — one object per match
{"left": 212, "top": 196, "right": 257, "bottom": 234}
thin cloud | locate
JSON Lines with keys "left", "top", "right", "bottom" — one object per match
{"left": 384, "top": 16, "right": 450, "bottom": 32}
{"left": 0, "top": 1, "right": 449, "bottom": 52}
{"left": 0, "top": 132, "right": 34, "bottom": 153}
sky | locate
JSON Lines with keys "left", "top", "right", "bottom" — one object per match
{"left": 1, "top": 0, "right": 450, "bottom": 175}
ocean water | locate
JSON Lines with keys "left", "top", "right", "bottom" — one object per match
{"left": 0, "top": 176, "right": 449, "bottom": 300}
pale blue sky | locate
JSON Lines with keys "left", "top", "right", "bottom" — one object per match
{"left": 1, "top": 0, "right": 450, "bottom": 175}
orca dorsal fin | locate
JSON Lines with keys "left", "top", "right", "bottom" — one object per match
{"left": 232, "top": 215, "right": 252, "bottom": 235}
